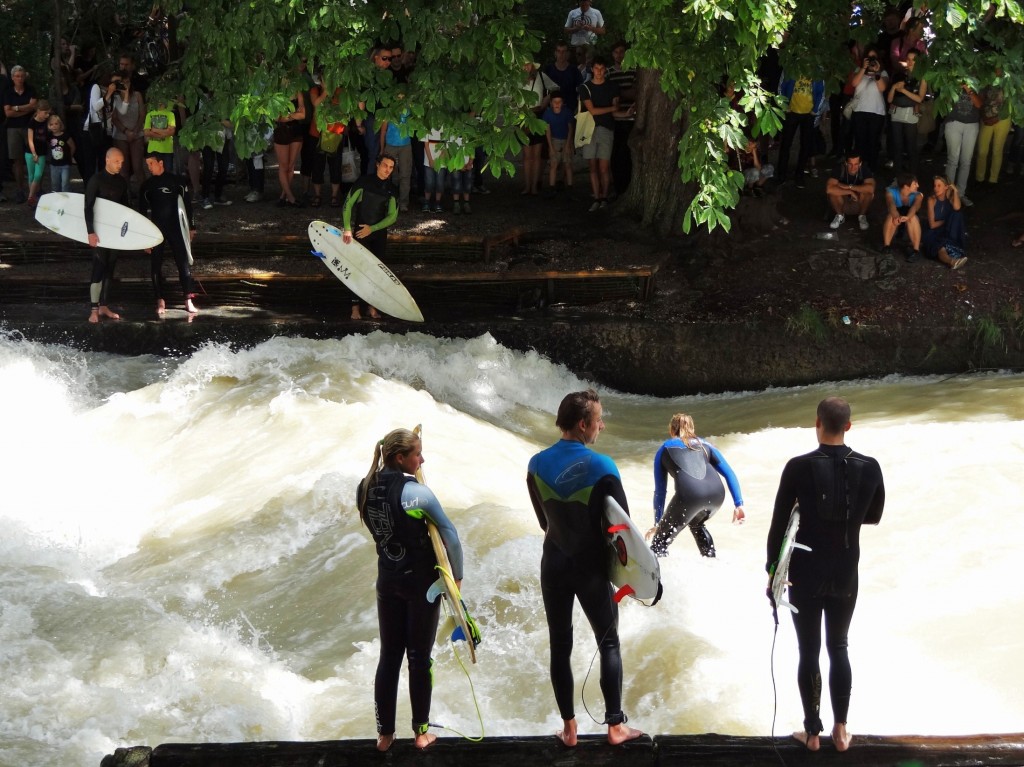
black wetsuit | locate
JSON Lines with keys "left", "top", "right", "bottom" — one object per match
{"left": 83, "top": 169, "right": 129, "bottom": 308}
{"left": 766, "top": 443, "right": 885, "bottom": 735}
{"left": 138, "top": 172, "right": 194, "bottom": 302}
{"left": 527, "top": 439, "right": 628, "bottom": 726}
{"left": 358, "top": 468, "right": 462, "bottom": 736}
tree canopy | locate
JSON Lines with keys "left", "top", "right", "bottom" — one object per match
{"left": 6, "top": 0, "right": 1024, "bottom": 233}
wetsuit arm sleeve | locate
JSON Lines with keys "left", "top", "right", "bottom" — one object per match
{"left": 404, "top": 481, "right": 464, "bottom": 580}
{"left": 369, "top": 196, "right": 399, "bottom": 233}
{"left": 863, "top": 461, "right": 885, "bottom": 525}
{"left": 183, "top": 180, "right": 195, "bottom": 228}
{"left": 766, "top": 461, "right": 799, "bottom": 573}
{"left": 706, "top": 441, "right": 744, "bottom": 506}
{"left": 596, "top": 473, "right": 629, "bottom": 515}
{"left": 137, "top": 183, "right": 150, "bottom": 219}
{"left": 652, "top": 444, "right": 668, "bottom": 522}
{"left": 83, "top": 175, "right": 99, "bottom": 234}
{"left": 526, "top": 473, "right": 548, "bottom": 532}
{"left": 342, "top": 188, "right": 362, "bottom": 230}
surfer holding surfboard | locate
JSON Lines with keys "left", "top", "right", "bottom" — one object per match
{"left": 84, "top": 148, "right": 130, "bottom": 323}
{"left": 765, "top": 396, "right": 885, "bottom": 754}
{"left": 139, "top": 153, "right": 198, "bottom": 316}
{"left": 342, "top": 153, "right": 399, "bottom": 320}
{"left": 526, "top": 389, "right": 644, "bottom": 747}
{"left": 356, "top": 428, "right": 464, "bottom": 752}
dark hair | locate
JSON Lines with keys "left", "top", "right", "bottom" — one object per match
{"left": 549, "top": 89, "right": 564, "bottom": 100}
{"left": 845, "top": 150, "right": 862, "bottom": 162}
{"left": 612, "top": 40, "right": 628, "bottom": 52}
{"left": 555, "top": 389, "right": 601, "bottom": 432}
{"left": 896, "top": 172, "right": 917, "bottom": 189}
{"left": 591, "top": 55, "right": 608, "bottom": 68}
{"left": 145, "top": 151, "right": 164, "bottom": 162}
{"left": 817, "top": 397, "right": 851, "bottom": 435}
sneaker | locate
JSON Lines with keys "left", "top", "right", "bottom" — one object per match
{"left": 960, "top": 195, "right": 974, "bottom": 207}
{"left": 421, "top": 201, "right": 430, "bottom": 212}
{"left": 599, "top": 199, "right": 608, "bottom": 209}
{"left": 432, "top": 204, "right": 443, "bottom": 213}
{"left": 830, "top": 214, "right": 845, "bottom": 229}
{"left": 462, "top": 202, "right": 472, "bottom": 215}
{"left": 244, "top": 190, "right": 262, "bottom": 202}
{"left": 905, "top": 249, "right": 920, "bottom": 263}
{"left": 589, "top": 200, "right": 602, "bottom": 213}
{"left": 881, "top": 244, "right": 894, "bottom": 257}
{"left": 213, "top": 198, "right": 232, "bottom": 206}
{"left": 200, "top": 198, "right": 213, "bottom": 210}
{"left": 452, "top": 201, "right": 462, "bottom": 215}
{"left": 858, "top": 214, "right": 870, "bottom": 231}
{"left": 795, "top": 178, "right": 806, "bottom": 189}
{"left": 951, "top": 256, "right": 968, "bottom": 270}
{"left": 471, "top": 185, "right": 491, "bottom": 195}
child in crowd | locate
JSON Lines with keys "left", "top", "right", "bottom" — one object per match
{"left": 46, "top": 115, "right": 76, "bottom": 193}
{"left": 421, "top": 128, "right": 448, "bottom": 213}
{"left": 543, "top": 91, "right": 574, "bottom": 197}
{"left": 25, "top": 99, "right": 53, "bottom": 207}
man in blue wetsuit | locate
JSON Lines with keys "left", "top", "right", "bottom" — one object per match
{"left": 766, "top": 396, "right": 884, "bottom": 753}
{"left": 526, "top": 388, "right": 643, "bottom": 747}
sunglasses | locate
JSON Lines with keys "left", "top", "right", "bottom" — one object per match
{"left": 380, "top": 55, "right": 392, "bottom": 61}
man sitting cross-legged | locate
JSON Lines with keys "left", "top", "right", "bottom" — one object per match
{"left": 826, "top": 152, "right": 876, "bottom": 232}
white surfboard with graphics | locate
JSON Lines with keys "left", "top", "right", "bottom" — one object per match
{"left": 177, "top": 195, "right": 193, "bottom": 265}
{"left": 606, "top": 497, "right": 663, "bottom": 605}
{"left": 307, "top": 220, "right": 424, "bottom": 323}
{"left": 34, "top": 192, "right": 163, "bottom": 250}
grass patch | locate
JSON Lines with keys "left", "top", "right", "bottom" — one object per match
{"left": 786, "top": 305, "right": 828, "bottom": 342}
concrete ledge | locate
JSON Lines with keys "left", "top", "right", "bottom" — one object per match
{"left": 100, "top": 732, "right": 1024, "bottom": 767}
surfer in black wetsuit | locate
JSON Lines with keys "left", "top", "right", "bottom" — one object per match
{"left": 526, "top": 389, "right": 643, "bottom": 747}
{"left": 342, "top": 153, "right": 399, "bottom": 320}
{"left": 357, "top": 428, "right": 463, "bottom": 752}
{"left": 765, "top": 396, "right": 884, "bottom": 753}
{"left": 139, "top": 153, "right": 197, "bottom": 316}
{"left": 84, "top": 147, "right": 129, "bottom": 323}
{"left": 647, "top": 413, "right": 745, "bottom": 558}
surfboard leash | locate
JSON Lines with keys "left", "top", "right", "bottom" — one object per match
{"left": 579, "top": 621, "right": 616, "bottom": 726}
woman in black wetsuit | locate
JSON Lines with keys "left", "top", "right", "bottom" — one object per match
{"left": 646, "top": 413, "right": 745, "bottom": 558}
{"left": 357, "top": 428, "right": 463, "bottom": 752}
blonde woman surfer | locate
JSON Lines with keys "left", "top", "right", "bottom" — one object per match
{"left": 357, "top": 428, "right": 463, "bottom": 751}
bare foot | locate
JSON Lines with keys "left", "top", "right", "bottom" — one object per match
{"left": 375, "top": 733, "right": 394, "bottom": 752}
{"left": 608, "top": 722, "right": 643, "bottom": 745}
{"left": 350, "top": 307, "right": 362, "bottom": 320}
{"left": 156, "top": 299, "right": 166, "bottom": 316}
{"left": 556, "top": 718, "right": 578, "bottom": 747}
{"left": 88, "top": 308, "right": 100, "bottom": 324}
{"left": 368, "top": 306, "right": 381, "bottom": 319}
{"left": 413, "top": 732, "right": 436, "bottom": 750}
{"left": 832, "top": 723, "right": 852, "bottom": 752}
{"left": 185, "top": 298, "right": 198, "bottom": 314}
{"left": 793, "top": 731, "right": 820, "bottom": 751}
{"left": 98, "top": 306, "right": 120, "bottom": 320}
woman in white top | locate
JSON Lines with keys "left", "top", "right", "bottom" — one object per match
{"left": 849, "top": 44, "right": 888, "bottom": 172}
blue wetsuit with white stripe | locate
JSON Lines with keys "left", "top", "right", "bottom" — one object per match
{"left": 527, "top": 439, "right": 629, "bottom": 726}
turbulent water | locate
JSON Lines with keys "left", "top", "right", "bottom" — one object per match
{"left": 2, "top": 330, "right": 1022, "bottom": 766}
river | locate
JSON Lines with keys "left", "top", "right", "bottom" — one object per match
{"left": 2, "top": 330, "right": 1022, "bottom": 765}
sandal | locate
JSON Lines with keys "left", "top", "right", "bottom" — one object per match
{"left": 311, "top": 196, "right": 322, "bottom": 208}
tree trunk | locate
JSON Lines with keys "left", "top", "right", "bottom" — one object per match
{"left": 615, "top": 69, "right": 691, "bottom": 238}
{"left": 51, "top": 0, "right": 64, "bottom": 119}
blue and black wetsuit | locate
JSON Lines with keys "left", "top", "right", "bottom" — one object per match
{"left": 766, "top": 444, "right": 884, "bottom": 736}
{"left": 650, "top": 437, "right": 743, "bottom": 557}
{"left": 358, "top": 468, "right": 463, "bottom": 737}
{"left": 527, "top": 439, "right": 628, "bottom": 726}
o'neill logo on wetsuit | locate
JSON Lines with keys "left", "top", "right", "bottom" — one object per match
{"left": 555, "top": 461, "right": 586, "bottom": 486}
{"left": 120, "top": 222, "right": 129, "bottom": 237}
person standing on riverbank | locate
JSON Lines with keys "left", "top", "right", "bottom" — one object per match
{"left": 527, "top": 388, "right": 643, "bottom": 747}
{"left": 766, "top": 396, "right": 885, "bottom": 753}
{"left": 342, "top": 153, "right": 398, "bottom": 320}
{"left": 139, "top": 153, "right": 197, "bottom": 316}
{"left": 84, "top": 147, "right": 129, "bottom": 323}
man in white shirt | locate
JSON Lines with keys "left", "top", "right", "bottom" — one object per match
{"left": 564, "top": 0, "right": 606, "bottom": 48}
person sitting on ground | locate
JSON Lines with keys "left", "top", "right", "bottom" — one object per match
{"left": 882, "top": 172, "right": 924, "bottom": 262}
{"left": 826, "top": 151, "right": 875, "bottom": 231}
{"left": 922, "top": 174, "right": 968, "bottom": 270}
{"left": 727, "top": 135, "right": 772, "bottom": 197}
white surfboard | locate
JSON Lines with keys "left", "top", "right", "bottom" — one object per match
{"left": 770, "top": 504, "right": 812, "bottom": 614}
{"left": 606, "top": 497, "right": 663, "bottom": 605}
{"left": 307, "top": 220, "right": 424, "bottom": 322}
{"left": 34, "top": 192, "right": 163, "bottom": 250}
{"left": 177, "top": 195, "right": 193, "bottom": 265}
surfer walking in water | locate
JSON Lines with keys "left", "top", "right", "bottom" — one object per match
{"left": 646, "top": 413, "right": 745, "bottom": 558}
{"left": 357, "top": 428, "right": 464, "bottom": 752}
{"left": 526, "top": 389, "right": 643, "bottom": 747}
{"left": 138, "top": 153, "right": 197, "bottom": 316}
{"left": 766, "top": 396, "right": 884, "bottom": 753}
{"left": 342, "top": 153, "right": 399, "bottom": 320}
{"left": 84, "top": 147, "right": 129, "bottom": 323}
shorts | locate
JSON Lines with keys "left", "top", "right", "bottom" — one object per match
{"left": 7, "top": 128, "right": 29, "bottom": 158}
{"left": 582, "top": 125, "right": 613, "bottom": 161}
{"left": 550, "top": 138, "right": 571, "bottom": 164}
